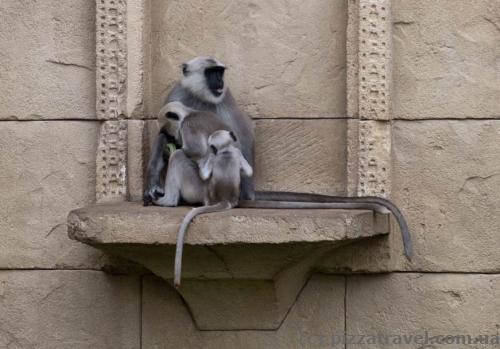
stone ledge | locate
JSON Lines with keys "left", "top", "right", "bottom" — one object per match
{"left": 68, "top": 202, "right": 388, "bottom": 246}
{"left": 67, "top": 202, "right": 388, "bottom": 330}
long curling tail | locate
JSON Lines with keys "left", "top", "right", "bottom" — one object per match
{"left": 239, "top": 200, "right": 388, "bottom": 213}
{"left": 174, "top": 201, "right": 232, "bottom": 289}
{"left": 252, "top": 191, "right": 413, "bottom": 260}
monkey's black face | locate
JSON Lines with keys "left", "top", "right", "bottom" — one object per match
{"left": 205, "top": 66, "right": 225, "bottom": 97}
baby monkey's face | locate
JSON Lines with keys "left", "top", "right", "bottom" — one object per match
{"left": 208, "top": 130, "right": 237, "bottom": 154}
{"left": 157, "top": 101, "right": 189, "bottom": 139}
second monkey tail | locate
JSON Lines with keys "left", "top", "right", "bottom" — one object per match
{"left": 174, "top": 201, "right": 232, "bottom": 289}
{"left": 252, "top": 190, "right": 412, "bottom": 259}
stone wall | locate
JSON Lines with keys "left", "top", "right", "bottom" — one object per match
{"left": 1, "top": 0, "right": 500, "bottom": 348}
{"left": 0, "top": 1, "right": 141, "bottom": 347}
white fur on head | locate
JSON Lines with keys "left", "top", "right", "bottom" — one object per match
{"left": 180, "top": 56, "right": 227, "bottom": 104}
{"left": 208, "top": 130, "right": 234, "bottom": 150}
{"left": 157, "top": 101, "right": 193, "bottom": 139}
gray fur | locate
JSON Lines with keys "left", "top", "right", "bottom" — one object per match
{"left": 174, "top": 131, "right": 252, "bottom": 288}
{"left": 145, "top": 57, "right": 255, "bottom": 204}
{"left": 154, "top": 150, "right": 206, "bottom": 207}
{"left": 146, "top": 57, "right": 412, "bottom": 260}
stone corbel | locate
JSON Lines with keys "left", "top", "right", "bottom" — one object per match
{"left": 68, "top": 0, "right": 396, "bottom": 330}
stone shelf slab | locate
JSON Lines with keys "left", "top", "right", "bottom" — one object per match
{"left": 68, "top": 202, "right": 388, "bottom": 330}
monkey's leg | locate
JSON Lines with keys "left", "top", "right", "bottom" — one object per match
{"left": 154, "top": 172, "right": 180, "bottom": 207}
{"left": 154, "top": 151, "right": 185, "bottom": 207}
{"left": 144, "top": 132, "right": 168, "bottom": 205}
{"left": 240, "top": 177, "right": 255, "bottom": 201}
{"left": 239, "top": 141, "right": 255, "bottom": 201}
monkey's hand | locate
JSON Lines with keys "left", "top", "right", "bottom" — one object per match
{"left": 143, "top": 185, "right": 165, "bottom": 206}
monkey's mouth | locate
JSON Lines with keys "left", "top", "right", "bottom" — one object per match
{"left": 211, "top": 87, "right": 224, "bottom": 97}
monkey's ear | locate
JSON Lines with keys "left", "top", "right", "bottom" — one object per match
{"left": 182, "top": 63, "right": 188, "bottom": 76}
{"left": 166, "top": 111, "right": 179, "bottom": 120}
{"left": 229, "top": 131, "right": 237, "bottom": 142}
{"left": 210, "top": 145, "right": 218, "bottom": 155}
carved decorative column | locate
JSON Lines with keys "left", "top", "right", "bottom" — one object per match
{"left": 95, "top": 0, "right": 151, "bottom": 203}
{"left": 347, "top": 0, "right": 392, "bottom": 198}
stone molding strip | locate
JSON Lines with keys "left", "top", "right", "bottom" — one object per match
{"left": 348, "top": 0, "right": 392, "bottom": 197}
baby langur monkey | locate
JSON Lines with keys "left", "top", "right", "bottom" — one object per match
{"left": 174, "top": 130, "right": 252, "bottom": 288}
{"left": 157, "top": 101, "right": 232, "bottom": 165}
{"left": 154, "top": 101, "right": 232, "bottom": 207}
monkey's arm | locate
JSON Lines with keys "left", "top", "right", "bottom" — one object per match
{"left": 239, "top": 153, "right": 253, "bottom": 178}
{"left": 199, "top": 154, "right": 215, "bottom": 180}
{"left": 144, "top": 132, "right": 169, "bottom": 206}
{"left": 238, "top": 132, "right": 255, "bottom": 200}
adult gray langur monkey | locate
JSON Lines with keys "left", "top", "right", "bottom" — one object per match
{"left": 174, "top": 130, "right": 253, "bottom": 288}
{"left": 145, "top": 56, "right": 412, "bottom": 259}
{"left": 144, "top": 56, "right": 255, "bottom": 205}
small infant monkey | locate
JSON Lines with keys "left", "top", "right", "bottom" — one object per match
{"left": 154, "top": 101, "right": 232, "bottom": 207}
{"left": 154, "top": 102, "right": 251, "bottom": 287}
{"left": 174, "top": 130, "right": 253, "bottom": 288}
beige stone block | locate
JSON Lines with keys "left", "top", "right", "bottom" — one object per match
{"left": 0, "top": 0, "right": 96, "bottom": 120}
{"left": 255, "top": 119, "right": 347, "bottom": 195}
{"left": 142, "top": 274, "right": 345, "bottom": 349}
{"left": 150, "top": 0, "right": 347, "bottom": 118}
{"left": 127, "top": 120, "right": 146, "bottom": 202}
{"left": 392, "top": 0, "right": 500, "bottom": 119}
{"left": 0, "top": 270, "right": 140, "bottom": 349}
{"left": 347, "top": 273, "right": 500, "bottom": 348}
{"left": 0, "top": 121, "right": 111, "bottom": 268}
{"left": 392, "top": 120, "right": 500, "bottom": 271}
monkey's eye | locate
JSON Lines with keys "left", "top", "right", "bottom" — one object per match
{"left": 182, "top": 63, "right": 188, "bottom": 76}
{"left": 229, "top": 131, "right": 237, "bottom": 142}
{"left": 166, "top": 112, "right": 179, "bottom": 120}
{"left": 210, "top": 145, "right": 218, "bottom": 155}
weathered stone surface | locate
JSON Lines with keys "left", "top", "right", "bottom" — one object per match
{"left": 0, "top": 270, "right": 140, "bottom": 349}
{"left": 68, "top": 202, "right": 387, "bottom": 246}
{"left": 392, "top": 120, "right": 500, "bottom": 271}
{"left": 392, "top": 0, "right": 500, "bottom": 119}
{"left": 357, "top": 120, "right": 391, "bottom": 197}
{"left": 0, "top": 122, "right": 113, "bottom": 268}
{"left": 358, "top": 0, "right": 392, "bottom": 121}
{"left": 317, "top": 234, "right": 393, "bottom": 273}
{"left": 96, "top": 0, "right": 127, "bottom": 120}
{"left": 346, "top": 0, "right": 359, "bottom": 119}
{"left": 0, "top": 0, "right": 95, "bottom": 120}
{"left": 255, "top": 119, "right": 347, "bottom": 195}
{"left": 96, "top": 120, "right": 128, "bottom": 203}
{"left": 69, "top": 202, "right": 386, "bottom": 330}
{"left": 127, "top": 120, "right": 146, "bottom": 201}
{"left": 142, "top": 274, "right": 345, "bottom": 348}
{"left": 151, "top": 0, "right": 347, "bottom": 118}
{"left": 347, "top": 273, "right": 500, "bottom": 348}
